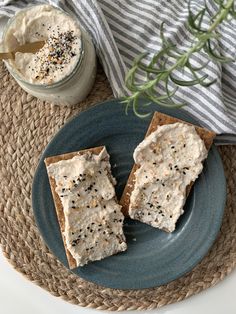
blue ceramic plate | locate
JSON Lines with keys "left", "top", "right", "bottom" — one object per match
{"left": 32, "top": 99, "right": 226, "bottom": 290}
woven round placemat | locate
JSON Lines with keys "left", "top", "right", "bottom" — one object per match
{"left": 0, "top": 60, "right": 236, "bottom": 311}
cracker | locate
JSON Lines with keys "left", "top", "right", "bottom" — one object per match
{"left": 44, "top": 146, "right": 105, "bottom": 269}
{"left": 120, "top": 112, "right": 216, "bottom": 217}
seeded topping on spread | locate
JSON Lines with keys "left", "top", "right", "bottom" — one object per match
{"left": 31, "top": 30, "right": 80, "bottom": 82}
{"left": 129, "top": 122, "right": 208, "bottom": 232}
{"left": 47, "top": 148, "right": 127, "bottom": 267}
{"left": 5, "top": 5, "right": 82, "bottom": 84}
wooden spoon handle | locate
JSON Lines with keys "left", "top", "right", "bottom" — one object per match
{"left": 0, "top": 52, "right": 14, "bottom": 60}
{"left": 0, "top": 41, "right": 45, "bottom": 60}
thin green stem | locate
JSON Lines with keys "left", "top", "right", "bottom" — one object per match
{"left": 208, "top": 0, "right": 234, "bottom": 32}
{"left": 166, "top": 0, "right": 233, "bottom": 75}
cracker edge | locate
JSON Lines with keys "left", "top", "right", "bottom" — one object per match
{"left": 119, "top": 112, "right": 216, "bottom": 220}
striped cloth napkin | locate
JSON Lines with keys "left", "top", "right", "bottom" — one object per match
{"left": 1, "top": 0, "right": 236, "bottom": 144}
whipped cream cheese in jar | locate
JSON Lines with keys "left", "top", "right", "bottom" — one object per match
{"left": 2, "top": 4, "right": 96, "bottom": 105}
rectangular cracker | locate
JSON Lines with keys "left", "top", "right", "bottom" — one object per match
{"left": 120, "top": 112, "right": 216, "bottom": 218}
{"left": 45, "top": 147, "right": 104, "bottom": 269}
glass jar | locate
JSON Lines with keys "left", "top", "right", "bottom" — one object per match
{"left": 2, "top": 5, "right": 97, "bottom": 106}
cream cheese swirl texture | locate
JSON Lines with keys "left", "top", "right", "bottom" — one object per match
{"left": 129, "top": 123, "right": 208, "bottom": 232}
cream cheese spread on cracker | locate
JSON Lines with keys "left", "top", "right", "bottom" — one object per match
{"left": 47, "top": 148, "right": 127, "bottom": 266}
{"left": 129, "top": 122, "right": 208, "bottom": 232}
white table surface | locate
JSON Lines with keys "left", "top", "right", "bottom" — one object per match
{"left": 1, "top": 15, "right": 236, "bottom": 314}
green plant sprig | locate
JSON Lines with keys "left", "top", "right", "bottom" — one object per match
{"left": 122, "top": 0, "right": 235, "bottom": 117}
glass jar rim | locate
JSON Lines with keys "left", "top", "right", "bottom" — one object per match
{"left": 2, "top": 4, "right": 84, "bottom": 89}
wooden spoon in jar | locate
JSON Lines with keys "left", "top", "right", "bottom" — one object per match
{"left": 0, "top": 41, "right": 45, "bottom": 60}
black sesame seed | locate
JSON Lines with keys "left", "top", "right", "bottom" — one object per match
{"left": 162, "top": 183, "right": 165, "bottom": 187}
{"left": 171, "top": 146, "right": 175, "bottom": 149}
{"left": 119, "top": 219, "right": 122, "bottom": 222}
{"left": 99, "top": 224, "right": 102, "bottom": 227}
{"left": 103, "top": 231, "right": 106, "bottom": 234}
{"left": 72, "top": 200, "right": 75, "bottom": 204}
{"left": 72, "top": 206, "right": 76, "bottom": 209}
{"left": 77, "top": 193, "right": 80, "bottom": 197}
{"left": 87, "top": 205, "right": 90, "bottom": 208}
{"left": 153, "top": 162, "right": 157, "bottom": 165}
{"left": 95, "top": 189, "right": 98, "bottom": 192}
{"left": 170, "top": 215, "right": 173, "bottom": 218}
{"left": 103, "top": 205, "right": 106, "bottom": 209}
{"left": 183, "top": 171, "right": 186, "bottom": 175}
{"left": 183, "top": 144, "right": 186, "bottom": 147}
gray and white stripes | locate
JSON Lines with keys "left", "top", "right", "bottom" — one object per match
{"left": 0, "top": 0, "right": 236, "bottom": 144}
